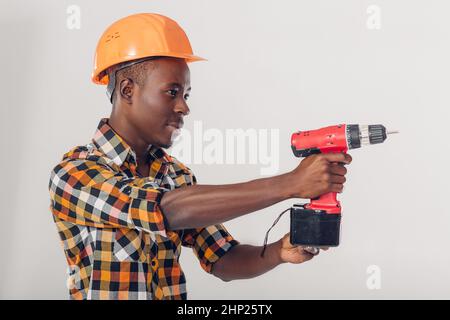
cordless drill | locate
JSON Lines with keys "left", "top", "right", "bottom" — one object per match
{"left": 290, "top": 124, "right": 397, "bottom": 248}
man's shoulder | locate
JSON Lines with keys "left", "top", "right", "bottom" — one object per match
{"left": 54, "top": 143, "right": 115, "bottom": 171}
{"left": 62, "top": 143, "right": 99, "bottom": 160}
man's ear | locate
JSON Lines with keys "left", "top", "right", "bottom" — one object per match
{"left": 118, "top": 78, "right": 134, "bottom": 104}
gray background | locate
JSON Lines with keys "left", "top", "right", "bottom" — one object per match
{"left": 0, "top": 0, "right": 449, "bottom": 299}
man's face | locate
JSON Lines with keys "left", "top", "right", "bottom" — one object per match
{"left": 128, "top": 57, "right": 191, "bottom": 149}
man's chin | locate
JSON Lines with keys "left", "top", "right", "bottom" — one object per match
{"left": 153, "top": 132, "right": 178, "bottom": 149}
{"left": 160, "top": 144, "right": 171, "bottom": 149}
{"left": 158, "top": 139, "right": 173, "bottom": 149}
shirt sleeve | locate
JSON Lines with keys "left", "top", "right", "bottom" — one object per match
{"left": 171, "top": 165, "right": 240, "bottom": 274}
{"left": 178, "top": 225, "right": 240, "bottom": 274}
{"left": 49, "top": 158, "right": 170, "bottom": 237}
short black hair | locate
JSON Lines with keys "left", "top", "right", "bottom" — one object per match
{"left": 108, "top": 57, "right": 161, "bottom": 105}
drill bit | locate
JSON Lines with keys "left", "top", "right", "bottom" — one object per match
{"left": 387, "top": 130, "right": 399, "bottom": 135}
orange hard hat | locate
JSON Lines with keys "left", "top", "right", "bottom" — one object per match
{"left": 92, "top": 13, "right": 206, "bottom": 86}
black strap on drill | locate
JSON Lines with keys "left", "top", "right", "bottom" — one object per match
{"left": 260, "top": 207, "right": 290, "bottom": 258}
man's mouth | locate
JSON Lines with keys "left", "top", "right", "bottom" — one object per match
{"left": 167, "top": 121, "right": 183, "bottom": 129}
{"left": 167, "top": 122, "right": 183, "bottom": 142}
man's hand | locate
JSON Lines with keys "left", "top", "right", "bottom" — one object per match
{"left": 278, "top": 232, "right": 328, "bottom": 264}
{"left": 286, "top": 153, "right": 352, "bottom": 199}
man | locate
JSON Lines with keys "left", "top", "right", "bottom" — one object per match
{"left": 48, "top": 13, "right": 351, "bottom": 300}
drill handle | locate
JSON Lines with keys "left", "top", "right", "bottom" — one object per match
{"left": 306, "top": 192, "right": 342, "bottom": 214}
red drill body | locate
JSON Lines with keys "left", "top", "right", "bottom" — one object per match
{"left": 291, "top": 124, "right": 349, "bottom": 214}
{"left": 291, "top": 124, "right": 349, "bottom": 155}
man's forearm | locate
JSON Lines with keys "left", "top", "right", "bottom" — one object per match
{"left": 210, "top": 241, "right": 284, "bottom": 282}
{"left": 160, "top": 173, "right": 292, "bottom": 230}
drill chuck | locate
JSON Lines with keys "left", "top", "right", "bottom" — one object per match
{"left": 367, "top": 125, "right": 387, "bottom": 144}
{"left": 347, "top": 124, "right": 390, "bottom": 149}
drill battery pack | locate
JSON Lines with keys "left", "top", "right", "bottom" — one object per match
{"left": 290, "top": 204, "right": 341, "bottom": 247}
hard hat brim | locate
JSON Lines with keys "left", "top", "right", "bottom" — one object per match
{"left": 92, "top": 54, "right": 207, "bottom": 85}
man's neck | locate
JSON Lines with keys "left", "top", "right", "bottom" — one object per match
{"left": 108, "top": 113, "right": 150, "bottom": 162}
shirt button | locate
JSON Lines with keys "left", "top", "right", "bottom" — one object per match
{"left": 151, "top": 259, "right": 157, "bottom": 268}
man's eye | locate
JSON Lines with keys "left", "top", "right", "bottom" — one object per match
{"left": 184, "top": 94, "right": 190, "bottom": 100}
{"left": 167, "top": 89, "right": 178, "bottom": 97}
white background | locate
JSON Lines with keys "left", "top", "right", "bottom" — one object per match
{"left": 0, "top": 0, "right": 449, "bottom": 299}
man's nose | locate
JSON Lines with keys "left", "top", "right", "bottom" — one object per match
{"left": 175, "top": 98, "right": 190, "bottom": 116}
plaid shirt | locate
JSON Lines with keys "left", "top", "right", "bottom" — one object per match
{"left": 48, "top": 118, "right": 239, "bottom": 300}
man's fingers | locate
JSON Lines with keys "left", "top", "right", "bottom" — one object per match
{"left": 329, "top": 163, "right": 347, "bottom": 176}
{"left": 330, "top": 174, "right": 346, "bottom": 184}
{"left": 302, "top": 247, "right": 320, "bottom": 255}
{"left": 330, "top": 183, "right": 344, "bottom": 193}
{"left": 321, "top": 153, "right": 352, "bottom": 164}
{"left": 300, "top": 249, "right": 315, "bottom": 261}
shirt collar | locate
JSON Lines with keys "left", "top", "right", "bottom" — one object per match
{"left": 92, "top": 118, "right": 173, "bottom": 167}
